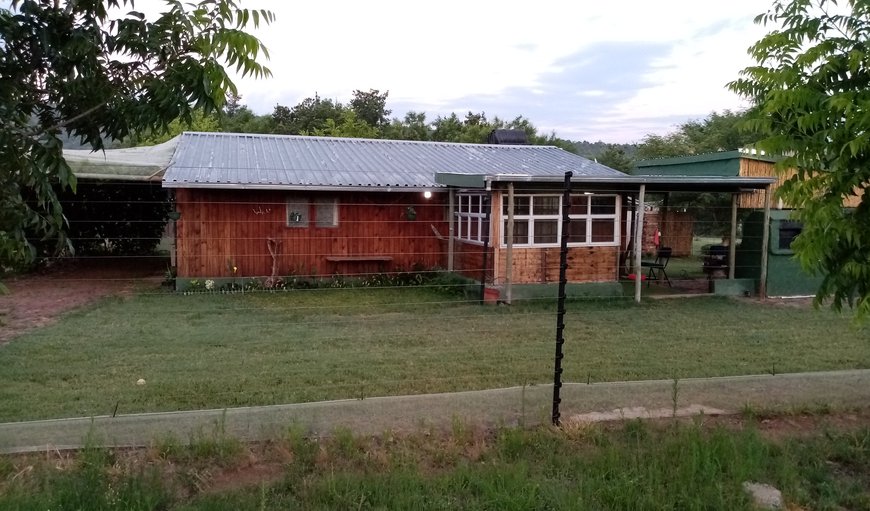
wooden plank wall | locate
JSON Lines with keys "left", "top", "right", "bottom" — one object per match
{"left": 452, "top": 241, "right": 491, "bottom": 282}
{"left": 174, "top": 189, "right": 448, "bottom": 278}
{"left": 738, "top": 159, "right": 787, "bottom": 209}
{"left": 494, "top": 246, "right": 619, "bottom": 284}
{"left": 643, "top": 212, "right": 694, "bottom": 256}
{"left": 738, "top": 158, "right": 863, "bottom": 209}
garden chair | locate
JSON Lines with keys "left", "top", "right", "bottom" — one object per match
{"left": 641, "top": 247, "right": 672, "bottom": 288}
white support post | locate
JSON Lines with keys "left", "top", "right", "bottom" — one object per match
{"left": 634, "top": 185, "right": 646, "bottom": 304}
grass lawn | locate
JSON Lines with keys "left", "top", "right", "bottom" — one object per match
{"left": 0, "top": 287, "right": 867, "bottom": 422}
{"left": 2, "top": 415, "right": 869, "bottom": 509}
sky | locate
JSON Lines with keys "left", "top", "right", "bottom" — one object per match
{"left": 140, "top": 0, "right": 773, "bottom": 144}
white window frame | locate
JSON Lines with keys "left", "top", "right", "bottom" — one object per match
{"left": 500, "top": 193, "right": 620, "bottom": 248}
{"left": 455, "top": 193, "right": 487, "bottom": 244}
{"left": 286, "top": 197, "right": 340, "bottom": 228}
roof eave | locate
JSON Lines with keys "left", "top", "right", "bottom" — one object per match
{"left": 161, "top": 182, "right": 446, "bottom": 193}
{"left": 435, "top": 172, "right": 776, "bottom": 191}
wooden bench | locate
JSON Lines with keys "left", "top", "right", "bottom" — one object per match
{"left": 325, "top": 256, "right": 393, "bottom": 274}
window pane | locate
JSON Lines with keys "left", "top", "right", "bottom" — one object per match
{"left": 315, "top": 199, "right": 338, "bottom": 227}
{"left": 591, "top": 196, "right": 616, "bottom": 215}
{"left": 533, "top": 196, "right": 559, "bottom": 215}
{"left": 567, "top": 219, "right": 587, "bottom": 243}
{"left": 569, "top": 195, "right": 588, "bottom": 215}
{"left": 591, "top": 219, "right": 615, "bottom": 243}
{"left": 458, "top": 195, "right": 467, "bottom": 213}
{"left": 287, "top": 200, "right": 309, "bottom": 228}
{"left": 779, "top": 221, "right": 802, "bottom": 250}
{"left": 509, "top": 196, "right": 530, "bottom": 215}
{"left": 534, "top": 220, "right": 558, "bottom": 244}
{"left": 469, "top": 196, "right": 480, "bottom": 214}
{"left": 509, "top": 220, "right": 529, "bottom": 244}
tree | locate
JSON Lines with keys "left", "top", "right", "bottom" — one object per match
{"left": 120, "top": 109, "right": 223, "bottom": 147}
{"left": 596, "top": 145, "right": 634, "bottom": 173}
{"left": 635, "top": 110, "right": 757, "bottom": 160}
{"left": 350, "top": 89, "right": 391, "bottom": 129}
{"left": 382, "top": 111, "right": 431, "bottom": 141}
{"left": 729, "top": 0, "right": 870, "bottom": 318}
{"left": 0, "top": 0, "right": 273, "bottom": 267}
{"left": 222, "top": 105, "right": 273, "bottom": 134}
{"left": 311, "top": 110, "right": 379, "bottom": 139}
{"left": 273, "top": 94, "right": 345, "bottom": 135}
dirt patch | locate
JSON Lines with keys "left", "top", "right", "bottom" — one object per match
{"left": 0, "top": 257, "right": 166, "bottom": 344}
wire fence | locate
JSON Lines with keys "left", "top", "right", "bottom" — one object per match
{"left": 1, "top": 181, "right": 867, "bottom": 434}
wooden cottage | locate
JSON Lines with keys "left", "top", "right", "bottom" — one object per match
{"left": 162, "top": 133, "right": 774, "bottom": 299}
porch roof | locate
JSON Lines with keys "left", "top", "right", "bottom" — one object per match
{"left": 434, "top": 172, "right": 776, "bottom": 192}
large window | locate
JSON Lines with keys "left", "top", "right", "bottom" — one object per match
{"left": 501, "top": 194, "right": 619, "bottom": 247}
{"left": 456, "top": 194, "right": 488, "bottom": 243}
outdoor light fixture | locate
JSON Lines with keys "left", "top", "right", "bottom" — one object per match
{"left": 423, "top": 191, "right": 432, "bottom": 199}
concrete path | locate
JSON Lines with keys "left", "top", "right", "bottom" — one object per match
{"left": 2, "top": 369, "right": 869, "bottom": 454}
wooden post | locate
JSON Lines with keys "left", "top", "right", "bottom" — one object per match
{"left": 728, "top": 193, "right": 738, "bottom": 280}
{"left": 505, "top": 183, "right": 514, "bottom": 305}
{"left": 759, "top": 185, "right": 772, "bottom": 298}
{"left": 634, "top": 185, "right": 646, "bottom": 304}
{"left": 448, "top": 189, "right": 455, "bottom": 272}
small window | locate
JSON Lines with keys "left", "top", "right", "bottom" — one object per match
{"left": 315, "top": 198, "right": 339, "bottom": 227}
{"left": 779, "top": 221, "right": 802, "bottom": 251}
{"left": 287, "top": 199, "right": 309, "bottom": 228}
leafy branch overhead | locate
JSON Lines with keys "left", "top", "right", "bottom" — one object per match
{"left": 0, "top": 0, "right": 273, "bottom": 266}
{"left": 729, "top": 0, "right": 870, "bottom": 319}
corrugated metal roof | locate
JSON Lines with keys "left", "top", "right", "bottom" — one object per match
{"left": 163, "top": 132, "right": 624, "bottom": 190}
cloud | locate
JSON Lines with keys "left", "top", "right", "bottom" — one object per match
{"left": 127, "top": 0, "right": 772, "bottom": 143}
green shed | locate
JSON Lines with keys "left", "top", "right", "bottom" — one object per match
{"left": 735, "top": 210, "right": 823, "bottom": 297}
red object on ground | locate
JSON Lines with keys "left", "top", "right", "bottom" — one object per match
{"left": 627, "top": 273, "right": 647, "bottom": 281}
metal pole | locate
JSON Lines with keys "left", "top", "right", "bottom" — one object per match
{"left": 759, "top": 186, "right": 771, "bottom": 298}
{"left": 729, "top": 193, "right": 738, "bottom": 280}
{"left": 634, "top": 185, "right": 646, "bottom": 304}
{"left": 551, "top": 171, "right": 573, "bottom": 426}
{"left": 448, "top": 189, "right": 455, "bottom": 272}
{"left": 479, "top": 194, "right": 491, "bottom": 305}
{"left": 505, "top": 183, "right": 514, "bottom": 305}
